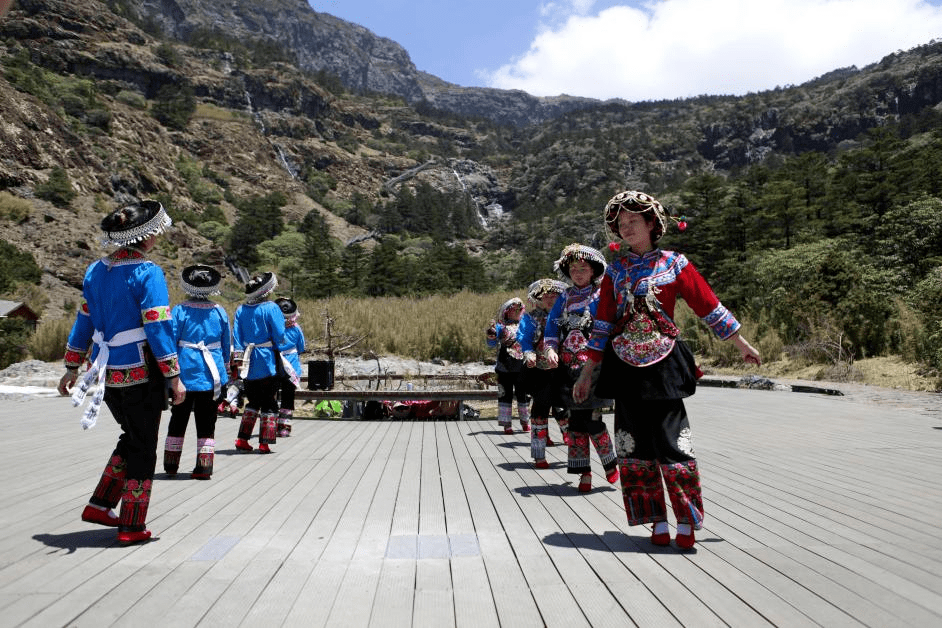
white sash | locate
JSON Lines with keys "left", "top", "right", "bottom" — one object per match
{"left": 239, "top": 341, "right": 299, "bottom": 387}
{"left": 71, "top": 327, "right": 148, "bottom": 430}
{"left": 179, "top": 340, "right": 223, "bottom": 398}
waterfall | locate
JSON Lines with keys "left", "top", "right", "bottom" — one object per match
{"left": 242, "top": 89, "right": 297, "bottom": 179}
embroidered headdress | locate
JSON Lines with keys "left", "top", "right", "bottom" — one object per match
{"left": 526, "top": 278, "right": 568, "bottom": 302}
{"left": 100, "top": 199, "right": 172, "bottom": 246}
{"left": 275, "top": 297, "right": 299, "bottom": 323}
{"left": 553, "top": 244, "right": 606, "bottom": 282}
{"left": 604, "top": 190, "right": 671, "bottom": 242}
{"left": 497, "top": 297, "right": 524, "bottom": 323}
{"left": 244, "top": 272, "right": 277, "bottom": 304}
{"left": 181, "top": 264, "right": 221, "bottom": 298}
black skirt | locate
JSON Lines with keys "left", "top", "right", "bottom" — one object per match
{"left": 595, "top": 339, "right": 697, "bottom": 401}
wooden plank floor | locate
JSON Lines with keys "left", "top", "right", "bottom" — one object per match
{"left": 0, "top": 382, "right": 940, "bottom": 627}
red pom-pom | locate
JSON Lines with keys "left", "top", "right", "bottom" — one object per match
{"left": 608, "top": 241, "right": 620, "bottom": 252}
{"left": 677, "top": 221, "right": 688, "bottom": 232}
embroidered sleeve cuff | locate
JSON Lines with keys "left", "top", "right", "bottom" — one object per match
{"left": 703, "top": 303, "right": 741, "bottom": 340}
{"left": 587, "top": 335, "right": 608, "bottom": 353}
{"left": 157, "top": 355, "right": 181, "bottom": 378}
{"left": 64, "top": 348, "right": 87, "bottom": 369}
{"left": 544, "top": 338, "right": 559, "bottom": 352}
{"left": 142, "top": 305, "right": 173, "bottom": 323}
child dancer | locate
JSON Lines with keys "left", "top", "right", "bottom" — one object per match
{"left": 163, "top": 265, "right": 231, "bottom": 479}
{"left": 575, "top": 190, "right": 760, "bottom": 549}
{"left": 544, "top": 244, "right": 618, "bottom": 493}
{"left": 276, "top": 297, "right": 305, "bottom": 437}
{"left": 485, "top": 297, "right": 530, "bottom": 434}
{"left": 519, "top": 278, "right": 570, "bottom": 469}
{"left": 58, "top": 200, "right": 184, "bottom": 545}
{"left": 232, "top": 272, "right": 286, "bottom": 454}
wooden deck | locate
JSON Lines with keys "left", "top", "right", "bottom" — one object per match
{"left": 1, "top": 382, "right": 941, "bottom": 627}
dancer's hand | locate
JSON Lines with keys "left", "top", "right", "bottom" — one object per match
{"left": 168, "top": 376, "right": 186, "bottom": 405}
{"left": 546, "top": 348, "right": 558, "bottom": 369}
{"left": 58, "top": 369, "right": 77, "bottom": 396}
{"left": 733, "top": 334, "right": 761, "bottom": 366}
{"left": 572, "top": 358, "right": 597, "bottom": 403}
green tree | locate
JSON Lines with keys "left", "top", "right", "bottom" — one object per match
{"left": 338, "top": 242, "right": 369, "bottom": 294}
{"left": 228, "top": 192, "right": 286, "bottom": 267}
{"left": 752, "top": 239, "right": 895, "bottom": 357}
{"left": 295, "top": 210, "right": 338, "bottom": 298}
{"left": 363, "top": 239, "right": 407, "bottom": 296}
{"left": 0, "top": 318, "right": 30, "bottom": 370}
{"left": 873, "top": 196, "right": 942, "bottom": 285}
{"left": 0, "top": 240, "right": 42, "bottom": 294}
{"left": 151, "top": 83, "right": 196, "bottom": 130}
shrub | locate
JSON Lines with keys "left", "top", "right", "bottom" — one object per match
{"left": 34, "top": 167, "right": 77, "bottom": 207}
{"left": 29, "top": 316, "right": 73, "bottom": 362}
{"left": 0, "top": 191, "right": 32, "bottom": 223}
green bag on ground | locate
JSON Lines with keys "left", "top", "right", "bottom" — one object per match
{"left": 313, "top": 399, "right": 343, "bottom": 417}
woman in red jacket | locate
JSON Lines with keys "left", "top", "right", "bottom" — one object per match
{"left": 574, "top": 190, "right": 760, "bottom": 550}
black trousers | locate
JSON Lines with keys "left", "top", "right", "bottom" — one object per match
{"left": 279, "top": 379, "right": 296, "bottom": 411}
{"left": 167, "top": 390, "right": 217, "bottom": 439}
{"left": 244, "top": 376, "right": 280, "bottom": 413}
{"left": 613, "top": 398, "right": 694, "bottom": 463}
{"left": 102, "top": 377, "right": 164, "bottom": 484}
{"left": 496, "top": 370, "right": 529, "bottom": 404}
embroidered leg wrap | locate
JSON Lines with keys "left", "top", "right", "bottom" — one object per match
{"left": 163, "top": 436, "right": 184, "bottom": 474}
{"left": 118, "top": 478, "right": 152, "bottom": 532}
{"left": 590, "top": 429, "right": 618, "bottom": 472}
{"left": 90, "top": 453, "right": 126, "bottom": 509}
{"left": 662, "top": 460, "right": 704, "bottom": 529}
{"left": 568, "top": 432, "right": 591, "bottom": 475}
{"left": 277, "top": 409, "right": 293, "bottom": 437}
{"left": 517, "top": 402, "right": 530, "bottom": 429}
{"left": 238, "top": 407, "right": 259, "bottom": 440}
{"left": 194, "top": 438, "right": 215, "bottom": 477}
{"left": 530, "top": 416, "right": 549, "bottom": 460}
{"left": 620, "top": 458, "right": 667, "bottom": 526}
{"left": 259, "top": 412, "right": 278, "bottom": 445}
{"left": 497, "top": 402, "right": 512, "bottom": 428}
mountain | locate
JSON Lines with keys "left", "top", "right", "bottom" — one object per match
{"left": 118, "top": 0, "right": 616, "bottom": 126}
{"left": 2, "top": 0, "right": 942, "bottom": 323}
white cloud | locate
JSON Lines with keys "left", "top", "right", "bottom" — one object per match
{"left": 486, "top": 0, "right": 942, "bottom": 101}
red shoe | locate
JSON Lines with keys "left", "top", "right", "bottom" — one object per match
{"left": 606, "top": 466, "right": 620, "bottom": 484}
{"left": 82, "top": 504, "right": 119, "bottom": 527}
{"left": 118, "top": 529, "right": 152, "bottom": 545}
{"left": 651, "top": 531, "right": 671, "bottom": 546}
{"left": 191, "top": 471, "right": 211, "bottom": 480}
{"left": 578, "top": 473, "right": 592, "bottom": 493}
{"left": 534, "top": 459, "right": 550, "bottom": 469}
{"left": 546, "top": 436, "right": 555, "bottom": 446}
{"left": 520, "top": 421, "right": 530, "bottom": 433}
{"left": 235, "top": 438, "right": 253, "bottom": 451}
{"left": 675, "top": 530, "right": 696, "bottom": 549}
{"left": 651, "top": 522, "right": 670, "bottom": 546}
{"left": 257, "top": 443, "right": 272, "bottom": 454}
{"left": 503, "top": 426, "right": 513, "bottom": 435}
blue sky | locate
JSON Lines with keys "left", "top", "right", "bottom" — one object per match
{"left": 309, "top": 0, "right": 942, "bottom": 101}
